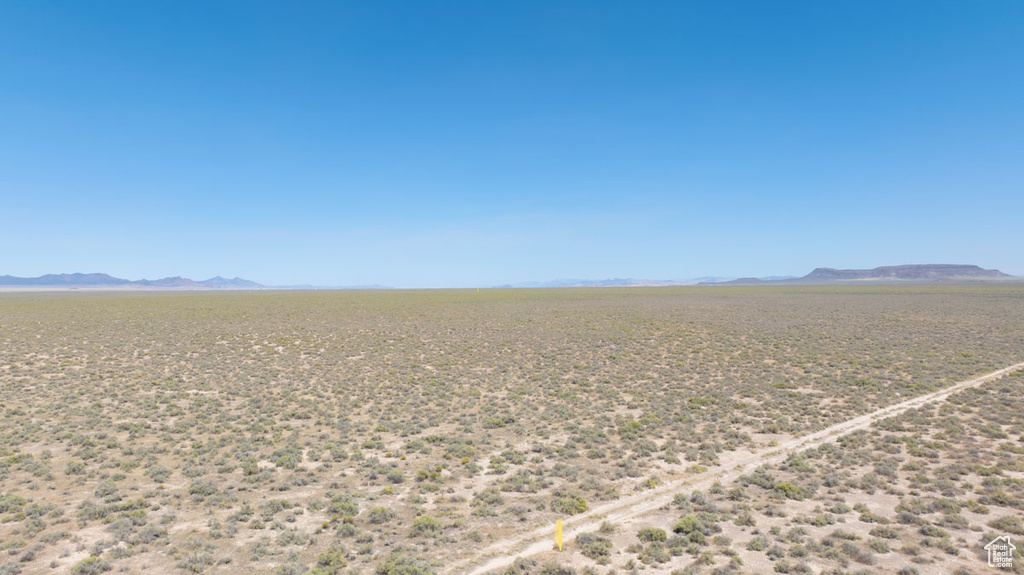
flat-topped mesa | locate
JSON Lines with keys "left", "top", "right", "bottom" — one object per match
{"left": 803, "top": 264, "right": 1012, "bottom": 282}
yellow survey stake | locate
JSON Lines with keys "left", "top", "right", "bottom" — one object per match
{"left": 555, "top": 519, "right": 563, "bottom": 551}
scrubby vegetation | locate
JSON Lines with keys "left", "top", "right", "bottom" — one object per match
{"left": 0, "top": 286, "right": 1022, "bottom": 573}
{"left": 517, "top": 371, "right": 1024, "bottom": 573}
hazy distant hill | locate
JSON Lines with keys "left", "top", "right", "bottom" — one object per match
{"left": 497, "top": 276, "right": 799, "bottom": 288}
{"left": 196, "top": 276, "right": 265, "bottom": 288}
{"left": 0, "top": 273, "right": 265, "bottom": 289}
{"left": 273, "top": 284, "right": 394, "bottom": 290}
{"left": 718, "top": 264, "right": 1017, "bottom": 285}
{"left": 497, "top": 278, "right": 696, "bottom": 288}
{"left": 541, "top": 278, "right": 684, "bottom": 287}
{"left": 0, "top": 273, "right": 132, "bottom": 286}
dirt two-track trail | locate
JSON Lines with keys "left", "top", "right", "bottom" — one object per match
{"left": 450, "top": 361, "right": 1024, "bottom": 575}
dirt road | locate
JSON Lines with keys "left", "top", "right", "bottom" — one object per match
{"left": 451, "top": 361, "right": 1024, "bottom": 574}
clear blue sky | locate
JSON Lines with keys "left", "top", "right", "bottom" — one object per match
{"left": 2, "top": 1, "right": 1022, "bottom": 287}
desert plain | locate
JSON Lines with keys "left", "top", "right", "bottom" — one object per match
{"left": 1, "top": 286, "right": 1023, "bottom": 575}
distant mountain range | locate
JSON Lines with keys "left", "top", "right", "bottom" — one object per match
{"left": 0, "top": 273, "right": 265, "bottom": 289}
{"left": 1, "top": 265, "right": 1017, "bottom": 290}
{"left": 500, "top": 265, "right": 1018, "bottom": 288}
{"left": 713, "top": 264, "right": 1018, "bottom": 285}
{"left": 0, "top": 273, "right": 398, "bottom": 290}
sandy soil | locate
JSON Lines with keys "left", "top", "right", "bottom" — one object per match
{"left": 452, "top": 361, "right": 1024, "bottom": 574}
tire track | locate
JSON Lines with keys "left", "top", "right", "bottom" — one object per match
{"left": 450, "top": 361, "right": 1024, "bottom": 574}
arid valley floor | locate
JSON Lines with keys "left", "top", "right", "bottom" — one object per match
{"left": 1, "top": 286, "right": 1023, "bottom": 575}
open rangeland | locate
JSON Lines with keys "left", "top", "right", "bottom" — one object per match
{"left": 1, "top": 285, "right": 1023, "bottom": 575}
